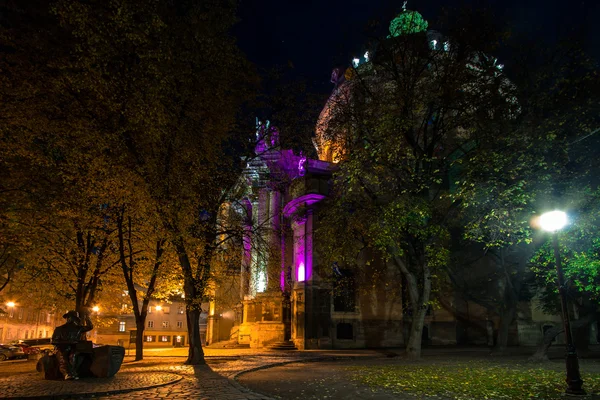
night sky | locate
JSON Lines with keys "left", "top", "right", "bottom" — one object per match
{"left": 234, "top": 0, "right": 599, "bottom": 94}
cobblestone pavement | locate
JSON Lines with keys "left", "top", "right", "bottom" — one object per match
{"left": 0, "top": 355, "right": 313, "bottom": 399}
{"left": 0, "top": 369, "right": 181, "bottom": 399}
{"left": 96, "top": 356, "right": 314, "bottom": 400}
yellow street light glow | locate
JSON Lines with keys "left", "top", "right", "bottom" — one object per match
{"left": 155, "top": 305, "right": 162, "bottom": 311}
{"left": 92, "top": 306, "right": 100, "bottom": 312}
{"left": 539, "top": 210, "right": 568, "bottom": 232}
{"left": 6, "top": 301, "right": 15, "bottom": 308}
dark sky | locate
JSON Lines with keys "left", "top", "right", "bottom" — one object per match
{"left": 234, "top": 0, "right": 599, "bottom": 93}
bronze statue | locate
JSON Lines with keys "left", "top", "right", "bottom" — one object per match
{"left": 51, "top": 310, "right": 93, "bottom": 380}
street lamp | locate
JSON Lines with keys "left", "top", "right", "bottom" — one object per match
{"left": 539, "top": 210, "right": 586, "bottom": 396}
{"left": 92, "top": 306, "right": 100, "bottom": 313}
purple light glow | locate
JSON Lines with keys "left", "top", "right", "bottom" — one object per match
{"left": 280, "top": 269, "right": 285, "bottom": 291}
{"left": 297, "top": 262, "right": 305, "bottom": 282}
{"left": 282, "top": 194, "right": 326, "bottom": 218}
{"left": 298, "top": 152, "right": 307, "bottom": 177}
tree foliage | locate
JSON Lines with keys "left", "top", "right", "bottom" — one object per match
{"left": 0, "top": 0, "right": 257, "bottom": 364}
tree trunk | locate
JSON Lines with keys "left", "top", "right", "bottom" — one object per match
{"left": 175, "top": 239, "right": 206, "bottom": 365}
{"left": 493, "top": 307, "right": 516, "bottom": 354}
{"left": 135, "top": 321, "right": 145, "bottom": 361}
{"left": 530, "top": 325, "right": 562, "bottom": 361}
{"left": 185, "top": 307, "right": 205, "bottom": 365}
{"left": 529, "top": 313, "right": 596, "bottom": 361}
{"left": 404, "top": 261, "right": 432, "bottom": 360}
{"left": 406, "top": 306, "right": 428, "bottom": 359}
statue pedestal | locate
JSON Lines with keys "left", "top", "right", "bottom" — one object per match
{"left": 89, "top": 345, "right": 125, "bottom": 378}
{"left": 36, "top": 353, "right": 62, "bottom": 380}
{"left": 36, "top": 345, "right": 125, "bottom": 380}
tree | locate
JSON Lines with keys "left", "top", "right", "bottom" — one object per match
{"left": 115, "top": 199, "right": 178, "bottom": 361}
{"left": 52, "top": 0, "right": 255, "bottom": 364}
{"left": 528, "top": 187, "right": 600, "bottom": 360}
{"left": 452, "top": 35, "right": 600, "bottom": 354}
{"left": 316, "top": 7, "right": 516, "bottom": 358}
{"left": 0, "top": 0, "right": 256, "bottom": 365}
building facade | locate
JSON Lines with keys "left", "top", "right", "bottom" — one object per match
{"left": 94, "top": 299, "right": 206, "bottom": 348}
{"left": 0, "top": 302, "right": 59, "bottom": 343}
{"left": 205, "top": 6, "right": 600, "bottom": 351}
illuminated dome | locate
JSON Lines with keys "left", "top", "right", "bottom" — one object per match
{"left": 389, "top": 8, "right": 428, "bottom": 37}
{"left": 314, "top": 84, "right": 349, "bottom": 163}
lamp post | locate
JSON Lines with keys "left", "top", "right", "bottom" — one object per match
{"left": 539, "top": 210, "right": 586, "bottom": 396}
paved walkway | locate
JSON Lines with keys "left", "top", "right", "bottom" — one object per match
{"left": 2, "top": 346, "right": 597, "bottom": 399}
{"left": 0, "top": 350, "right": 384, "bottom": 399}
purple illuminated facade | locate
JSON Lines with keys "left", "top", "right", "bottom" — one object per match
{"left": 205, "top": 119, "right": 336, "bottom": 350}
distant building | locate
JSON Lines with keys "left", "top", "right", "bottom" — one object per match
{"left": 94, "top": 299, "right": 207, "bottom": 348}
{"left": 0, "top": 302, "right": 59, "bottom": 343}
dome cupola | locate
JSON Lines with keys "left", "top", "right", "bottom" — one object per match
{"left": 389, "top": 1, "right": 428, "bottom": 37}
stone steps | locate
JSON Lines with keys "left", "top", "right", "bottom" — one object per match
{"left": 207, "top": 340, "right": 250, "bottom": 349}
{"left": 268, "top": 341, "right": 298, "bottom": 351}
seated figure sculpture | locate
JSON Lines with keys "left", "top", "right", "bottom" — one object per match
{"left": 51, "top": 310, "right": 93, "bottom": 380}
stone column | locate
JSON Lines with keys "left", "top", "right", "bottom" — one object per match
{"left": 253, "top": 189, "right": 270, "bottom": 294}
{"left": 267, "top": 190, "right": 282, "bottom": 291}
{"left": 240, "top": 199, "right": 252, "bottom": 299}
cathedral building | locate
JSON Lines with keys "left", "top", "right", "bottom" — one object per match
{"left": 205, "top": 7, "right": 590, "bottom": 351}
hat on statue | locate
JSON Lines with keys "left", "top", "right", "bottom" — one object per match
{"left": 62, "top": 310, "right": 80, "bottom": 320}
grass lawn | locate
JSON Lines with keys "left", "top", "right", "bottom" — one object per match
{"left": 348, "top": 359, "right": 600, "bottom": 399}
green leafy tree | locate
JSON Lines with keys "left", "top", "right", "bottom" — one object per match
{"left": 316, "top": 7, "right": 515, "bottom": 359}
{"left": 452, "top": 37, "right": 600, "bottom": 354}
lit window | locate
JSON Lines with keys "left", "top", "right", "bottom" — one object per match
{"left": 257, "top": 271, "right": 266, "bottom": 292}
{"left": 148, "top": 306, "right": 152, "bottom": 314}
{"left": 160, "top": 335, "right": 169, "bottom": 342}
{"left": 162, "top": 321, "right": 169, "bottom": 328}
{"left": 162, "top": 306, "right": 170, "bottom": 314}
{"left": 147, "top": 320, "right": 154, "bottom": 328}
{"left": 145, "top": 335, "right": 155, "bottom": 342}
{"left": 177, "top": 307, "right": 184, "bottom": 314}
{"left": 297, "top": 262, "right": 305, "bottom": 282}
{"left": 177, "top": 321, "right": 183, "bottom": 329}
{"left": 119, "top": 321, "right": 126, "bottom": 332}
{"left": 46, "top": 313, "right": 51, "bottom": 323}
{"left": 18, "top": 308, "right": 23, "bottom": 320}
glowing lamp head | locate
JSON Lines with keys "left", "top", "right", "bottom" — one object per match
{"left": 6, "top": 301, "right": 15, "bottom": 308}
{"left": 92, "top": 306, "right": 100, "bottom": 312}
{"left": 352, "top": 58, "right": 360, "bottom": 68}
{"left": 155, "top": 305, "right": 162, "bottom": 311}
{"left": 539, "top": 210, "right": 568, "bottom": 232}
